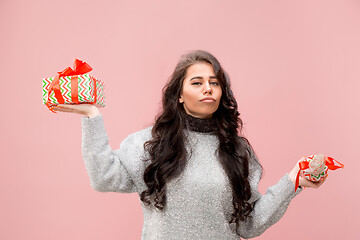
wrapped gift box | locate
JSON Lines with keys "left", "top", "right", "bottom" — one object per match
{"left": 302, "top": 154, "right": 328, "bottom": 182}
{"left": 294, "top": 153, "right": 344, "bottom": 191}
{"left": 43, "top": 74, "right": 105, "bottom": 107}
{"left": 43, "top": 59, "right": 105, "bottom": 111}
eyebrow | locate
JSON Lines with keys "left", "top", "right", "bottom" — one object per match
{"left": 189, "top": 76, "right": 217, "bottom": 81}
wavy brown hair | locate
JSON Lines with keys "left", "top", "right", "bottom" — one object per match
{"left": 139, "top": 50, "right": 261, "bottom": 234}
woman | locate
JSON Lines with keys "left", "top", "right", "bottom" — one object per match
{"left": 52, "top": 50, "right": 325, "bottom": 239}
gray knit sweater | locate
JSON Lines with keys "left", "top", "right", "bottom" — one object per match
{"left": 81, "top": 114, "right": 302, "bottom": 240}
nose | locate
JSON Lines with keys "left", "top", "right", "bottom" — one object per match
{"left": 203, "top": 82, "right": 212, "bottom": 95}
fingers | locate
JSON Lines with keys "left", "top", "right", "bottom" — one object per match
{"left": 309, "top": 179, "right": 325, "bottom": 188}
{"left": 51, "top": 104, "right": 74, "bottom": 112}
{"left": 299, "top": 176, "right": 326, "bottom": 189}
{"left": 51, "top": 104, "right": 83, "bottom": 114}
{"left": 49, "top": 104, "right": 98, "bottom": 117}
{"left": 305, "top": 181, "right": 321, "bottom": 189}
{"left": 290, "top": 156, "right": 327, "bottom": 190}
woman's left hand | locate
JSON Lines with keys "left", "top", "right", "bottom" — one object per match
{"left": 288, "top": 157, "right": 327, "bottom": 189}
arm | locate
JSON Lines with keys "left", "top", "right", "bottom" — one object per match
{"left": 237, "top": 151, "right": 302, "bottom": 239}
{"left": 52, "top": 104, "right": 142, "bottom": 193}
{"left": 81, "top": 114, "right": 137, "bottom": 193}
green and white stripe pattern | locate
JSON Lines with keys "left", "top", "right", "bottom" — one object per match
{"left": 42, "top": 74, "right": 105, "bottom": 107}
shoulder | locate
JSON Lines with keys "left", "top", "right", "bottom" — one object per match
{"left": 237, "top": 136, "right": 263, "bottom": 201}
{"left": 120, "top": 126, "right": 153, "bottom": 149}
{"left": 116, "top": 126, "right": 154, "bottom": 172}
{"left": 238, "top": 136, "right": 262, "bottom": 180}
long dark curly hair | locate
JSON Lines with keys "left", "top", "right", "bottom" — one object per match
{"left": 139, "top": 50, "right": 261, "bottom": 234}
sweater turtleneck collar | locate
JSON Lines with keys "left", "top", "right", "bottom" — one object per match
{"left": 183, "top": 113, "right": 218, "bottom": 133}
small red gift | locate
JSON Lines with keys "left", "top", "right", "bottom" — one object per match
{"left": 295, "top": 154, "right": 344, "bottom": 191}
{"left": 43, "top": 59, "right": 105, "bottom": 113}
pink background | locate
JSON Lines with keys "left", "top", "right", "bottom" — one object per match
{"left": 1, "top": 0, "right": 359, "bottom": 239}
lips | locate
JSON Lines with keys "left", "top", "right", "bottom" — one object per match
{"left": 200, "top": 97, "right": 215, "bottom": 102}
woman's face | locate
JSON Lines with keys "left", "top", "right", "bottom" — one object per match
{"left": 179, "top": 62, "right": 222, "bottom": 119}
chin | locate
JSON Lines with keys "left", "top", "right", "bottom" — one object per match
{"left": 199, "top": 111, "right": 216, "bottom": 119}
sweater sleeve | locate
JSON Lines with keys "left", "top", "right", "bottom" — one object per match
{"left": 81, "top": 114, "right": 142, "bottom": 193}
{"left": 237, "top": 149, "right": 302, "bottom": 239}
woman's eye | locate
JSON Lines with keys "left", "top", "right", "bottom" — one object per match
{"left": 191, "top": 81, "right": 218, "bottom": 86}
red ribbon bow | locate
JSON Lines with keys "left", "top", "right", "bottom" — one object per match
{"left": 294, "top": 156, "right": 344, "bottom": 191}
{"left": 57, "top": 59, "right": 93, "bottom": 77}
{"left": 46, "top": 59, "right": 93, "bottom": 112}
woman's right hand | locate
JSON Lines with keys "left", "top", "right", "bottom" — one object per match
{"left": 51, "top": 104, "right": 100, "bottom": 118}
{"left": 288, "top": 157, "right": 326, "bottom": 189}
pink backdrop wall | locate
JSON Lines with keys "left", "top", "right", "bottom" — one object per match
{"left": 1, "top": 0, "right": 359, "bottom": 239}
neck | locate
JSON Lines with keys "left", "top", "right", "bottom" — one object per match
{"left": 183, "top": 113, "right": 217, "bottom": 133}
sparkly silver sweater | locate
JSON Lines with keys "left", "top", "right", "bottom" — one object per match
{"left": 81, "top": 114, "right": 302, "bottom": 240}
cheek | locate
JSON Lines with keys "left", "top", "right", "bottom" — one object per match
{"left": 182, "top": 87, "right": 197, "bottom": 102}
{"left": 218, "top": 86, "right": 223, "bottom": 96}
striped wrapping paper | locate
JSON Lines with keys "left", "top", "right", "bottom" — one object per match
{"left": 42, "top": 73, "right": 105, "bottom": 107}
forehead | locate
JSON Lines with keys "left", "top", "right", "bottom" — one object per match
{"left": 185, "top": 62, "right": 215, "bottom": 77}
